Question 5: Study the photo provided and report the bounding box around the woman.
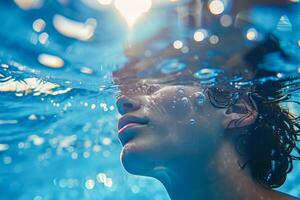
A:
[114,0,300,199]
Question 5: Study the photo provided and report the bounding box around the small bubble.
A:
[181,97,189,106]
[85,179,95,190]
[220,15,232,27]
[194,29,207,42]
[276,73,283,78]
[80,67,93,75]
[3,156,12,164]
[104,178,113,188]
[97,173,106,183]
[18,142,25,149]
[176,87,185,95]
[246,28,258,41]
[91,104,96,110]
[33,18,46,32]
[190,118,196,125]
[93,145,101,153]
[83,151,90,158]
[181,46,189,54]
[84,140,92,148]
[28,114,38,120]
[39,32,48,44]
[71,152,78,159]
[195,92,205,106]
[28,135,44,146]
[209,35,219,44]
[102,137,111,145]
[173,40,183,49]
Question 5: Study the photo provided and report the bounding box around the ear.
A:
[222,97,258,129]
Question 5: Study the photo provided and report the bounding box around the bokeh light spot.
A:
[208,0,225,15]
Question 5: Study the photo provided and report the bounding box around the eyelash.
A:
[134,83,161,95]
[115,83,161,98]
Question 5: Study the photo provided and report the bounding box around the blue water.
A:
[1,1,300,200]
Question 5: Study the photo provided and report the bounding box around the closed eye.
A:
[116,83,162,97]
[134,83,161,95]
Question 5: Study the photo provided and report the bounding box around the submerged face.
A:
[116,81,227,175]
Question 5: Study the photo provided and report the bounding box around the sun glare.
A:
[114,0,152,27]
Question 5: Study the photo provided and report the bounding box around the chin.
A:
[120,142,155,176]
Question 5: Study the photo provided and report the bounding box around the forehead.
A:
[117,78,203,96]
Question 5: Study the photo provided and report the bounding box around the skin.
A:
[116,82,299,200]
[113,1,299,199]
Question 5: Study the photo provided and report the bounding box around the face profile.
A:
[116,84,228,176]
[112,1,300,199]
[112,31,300,200]
[114,79,299,200]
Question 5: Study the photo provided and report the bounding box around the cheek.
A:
[155,91,193,121]
[165,98,193,120]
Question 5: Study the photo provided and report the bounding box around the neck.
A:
[151,141,274,200]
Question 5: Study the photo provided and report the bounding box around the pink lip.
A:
[118,122,145,135]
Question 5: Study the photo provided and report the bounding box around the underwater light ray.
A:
[114,0,152,27]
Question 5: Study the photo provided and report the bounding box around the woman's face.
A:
[116,81,226,175]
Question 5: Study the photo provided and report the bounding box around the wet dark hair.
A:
[206,36,300,188]
[114,28,300,188]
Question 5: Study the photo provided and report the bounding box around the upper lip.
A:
[118,115,149,131]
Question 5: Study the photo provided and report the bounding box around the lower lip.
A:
[118,123,146,135]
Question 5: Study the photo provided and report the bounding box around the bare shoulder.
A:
[273,190,300,200]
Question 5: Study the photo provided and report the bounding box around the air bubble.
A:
[176,88,185,95]
[194,92,205,106]
[181,97,189,106]
[190,118,196,125]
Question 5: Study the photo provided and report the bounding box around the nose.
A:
[116,95,141,115]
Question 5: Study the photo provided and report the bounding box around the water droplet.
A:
[246,28,258,41]
[28,114,38,120]
[190,118,196,125]
[181,97,189,106]
[85,179,95,190]
[195,92,205,106]
[209,35,219,44]
[173,40,183,49]
[194,29,208,42]
[3,156,12,164]
[176,88,185,96]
